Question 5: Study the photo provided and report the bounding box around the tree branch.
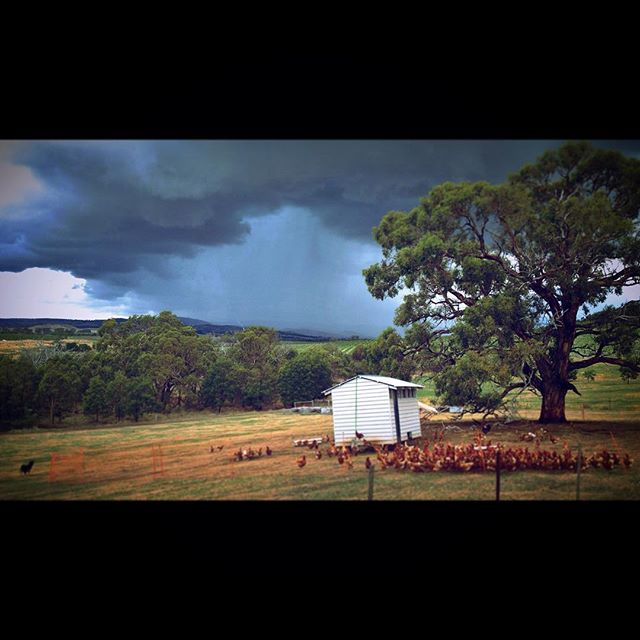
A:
[569,356,640,372]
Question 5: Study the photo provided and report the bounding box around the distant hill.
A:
[0,317,347,342]
[279,327,364,340]
[0,318,123,330]
[176,317,243,336]
[174,318,329,341]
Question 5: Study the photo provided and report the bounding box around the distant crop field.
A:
[2,407,639,500]
[286,339,369,354]
[0,336,97,356]
[0,332,53,341]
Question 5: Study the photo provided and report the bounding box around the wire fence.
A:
[11,426,635,500]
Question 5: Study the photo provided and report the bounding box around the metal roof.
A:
[322,374,423,395]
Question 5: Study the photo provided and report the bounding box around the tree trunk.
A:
[539,381,568,423]
[50,399,54,426]
[537,317,577,423]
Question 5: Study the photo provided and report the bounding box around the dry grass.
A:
[0,339,55,353]
[1,410,639,500]
[0,338,96,356]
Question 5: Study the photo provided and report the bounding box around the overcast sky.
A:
[1,140,638,337]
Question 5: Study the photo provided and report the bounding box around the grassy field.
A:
[2,406,639,501]
[415,362,640,421]
[2,336,638,501]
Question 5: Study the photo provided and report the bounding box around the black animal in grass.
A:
[20,460,34,475]
[472,419,491,435]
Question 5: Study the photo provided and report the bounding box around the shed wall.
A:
[330,378,393,445]
[397,395,421,439]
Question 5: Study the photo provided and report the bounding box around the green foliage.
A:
[0,355,40,423]
[122,376,157,421]
[107,371,128,421]
[0,315,394,427]
[364,141,640,421]
[20,341,66,367]
[63,342,91,352]
[228,326,283,370]
[0,331,77,341]
[240,375,279,410]
[277,348,333,407]
[83,376,109,421]
[96,311,219,410]
[91,371,157,422]
[97,317,118,337]
[576,301,640,363]
[228,326,286,410]
[201,358,242,412]
[434,352,507,413]
[37,355,82,424]
[318,343,357,380]
[620,367,638,384]
[350,328,416,380]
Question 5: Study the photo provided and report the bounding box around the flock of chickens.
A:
[370,439,632,473]
[209,444,273,461]
[211,427,632,473]
[372,429,633,473]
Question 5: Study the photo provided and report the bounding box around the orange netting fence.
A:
[151,444,165,477]
[49,449,85,482]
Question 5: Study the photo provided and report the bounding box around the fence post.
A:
[495,449,501,501]
[576,443,582,501]
[367,465,374,501]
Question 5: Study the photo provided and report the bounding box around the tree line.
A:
[0,311,415,430]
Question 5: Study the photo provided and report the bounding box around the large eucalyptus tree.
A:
[364,142,640,422]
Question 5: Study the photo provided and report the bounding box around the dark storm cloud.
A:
[2,139,639,320]
[0,141,263,279]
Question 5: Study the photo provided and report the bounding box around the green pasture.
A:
[285,339,369,354]
[415,362,640,421]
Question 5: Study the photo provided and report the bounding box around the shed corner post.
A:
[392,389,401,444]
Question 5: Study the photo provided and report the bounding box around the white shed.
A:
[322,374,423,445]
